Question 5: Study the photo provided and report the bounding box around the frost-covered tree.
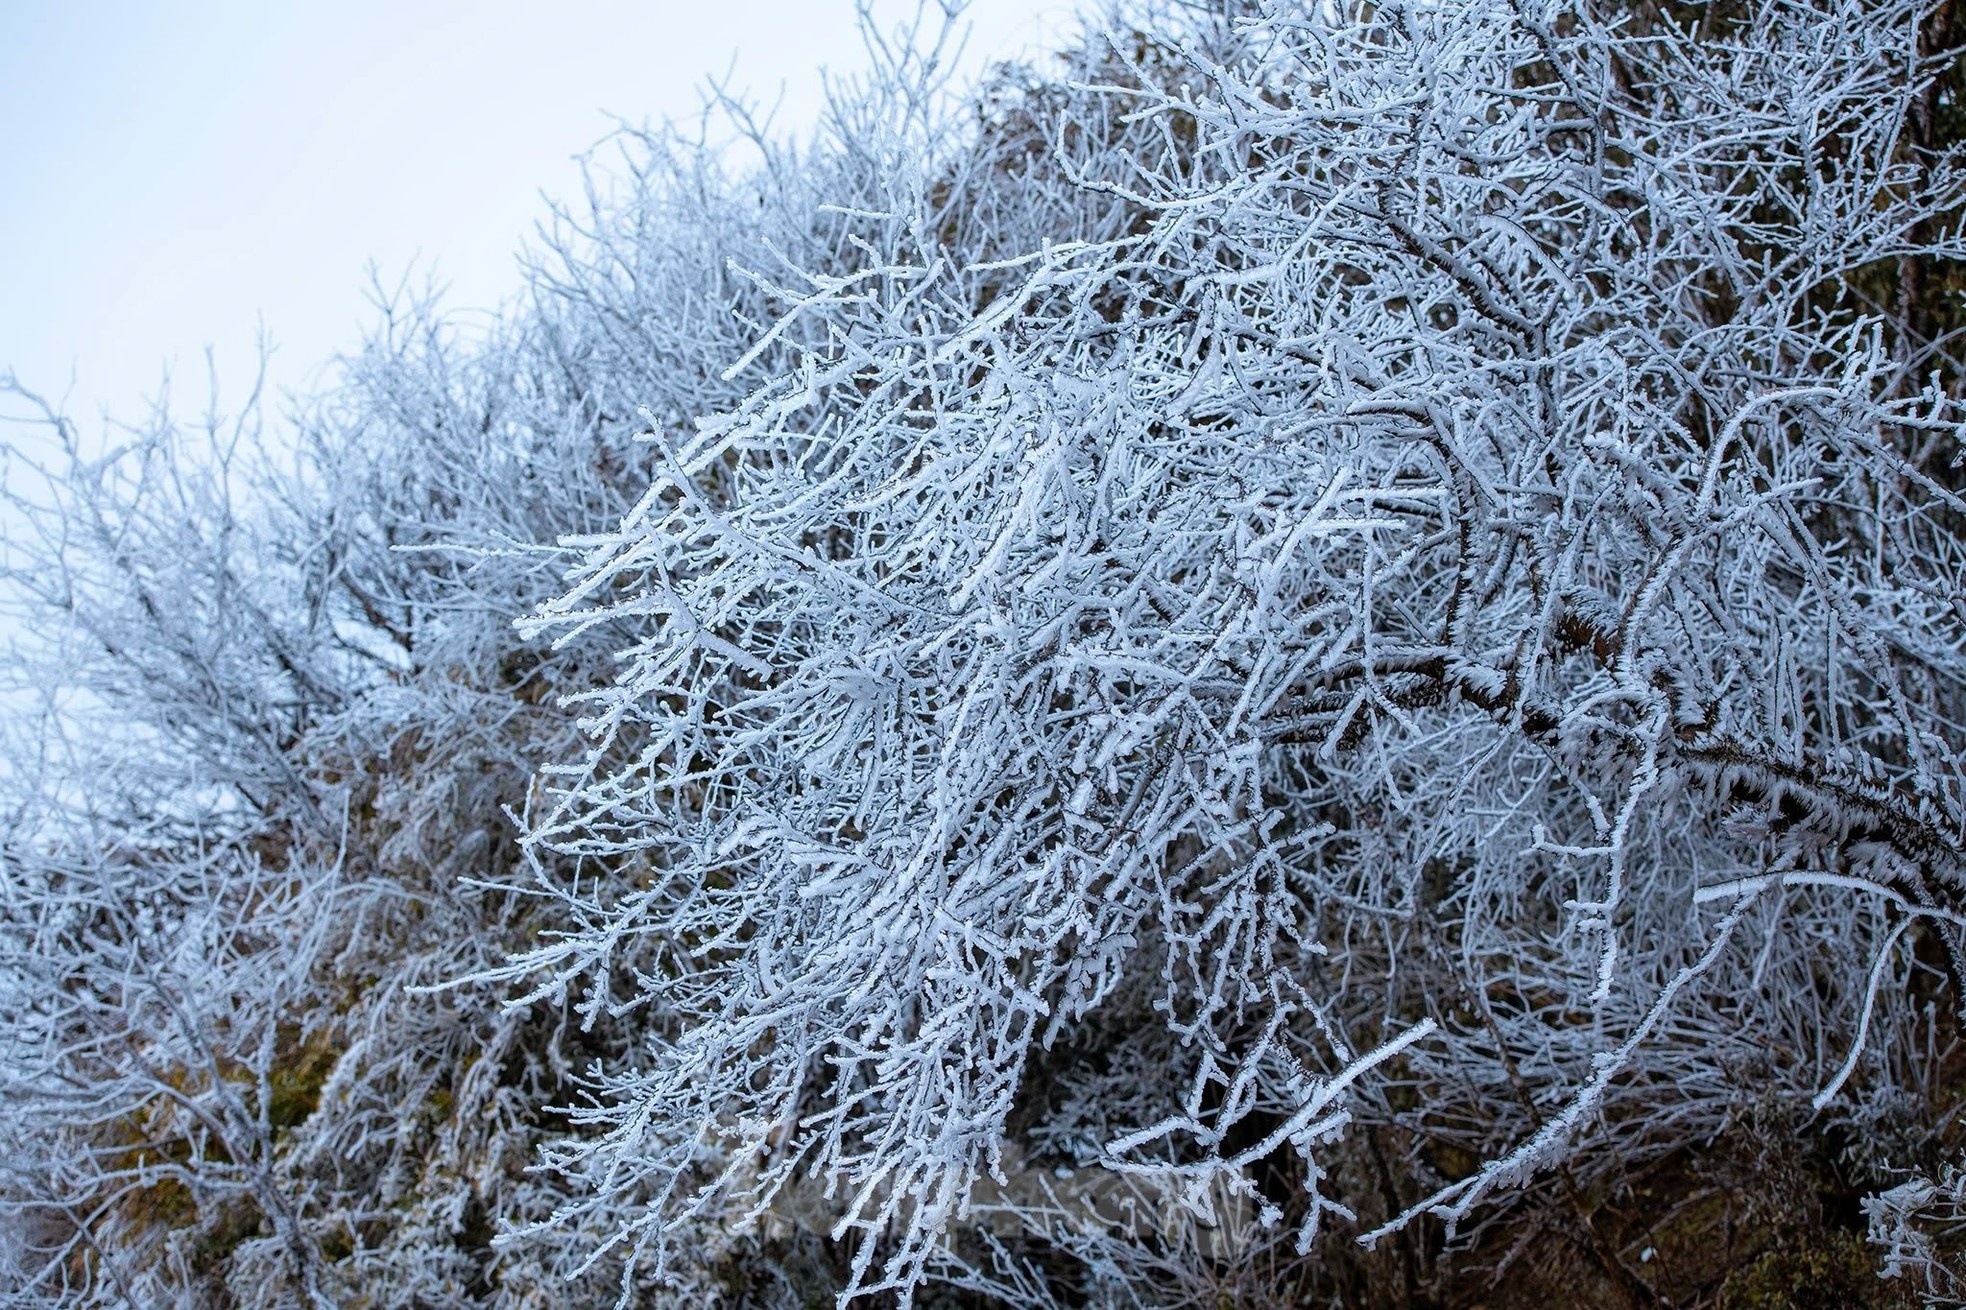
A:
[492,0,1966,1303]
[4,0,1966,1307]
[0,21,1007,1301]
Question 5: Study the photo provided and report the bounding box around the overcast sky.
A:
[1,1,1076,429]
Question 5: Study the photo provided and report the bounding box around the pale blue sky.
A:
[1,1,1075,427]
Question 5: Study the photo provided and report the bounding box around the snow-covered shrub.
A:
[0,123,835,1304]
[4,0,1965,1306]
[497,0,1966,1302]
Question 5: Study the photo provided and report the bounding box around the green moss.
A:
[267,1024,339,1134]
[1718,1229,1910,1310]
